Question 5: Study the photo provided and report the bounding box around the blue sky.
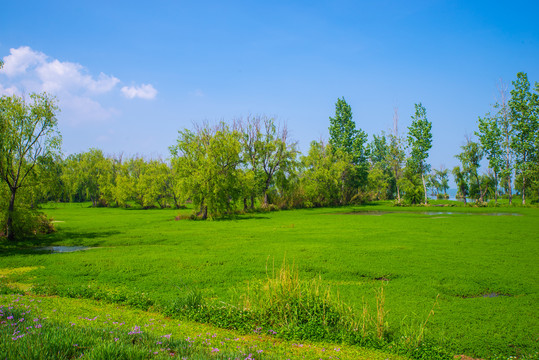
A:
[1,0,538,174]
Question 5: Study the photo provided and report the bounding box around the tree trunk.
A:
[494,173,498,204]
[522,175,526,205]
[200,206,208,220]
[263,178,271,207]
[250,196,254,209]
[243,198,248,211]
[508,174,513,205]
[421,173,428,205]
[7,189,17,241]
[476,174,483,203]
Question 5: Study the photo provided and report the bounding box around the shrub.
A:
[0,209,55,240]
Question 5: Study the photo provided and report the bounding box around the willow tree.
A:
[237,116,297,207]
[170,122,242,219]
[0,93,61,240]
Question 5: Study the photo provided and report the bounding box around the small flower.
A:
[211,347,219,352]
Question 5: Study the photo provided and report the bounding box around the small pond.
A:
[34,246,91,253]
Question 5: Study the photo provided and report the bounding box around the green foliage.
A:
[170,123,243,219]
[0,92,61,240]
[452,166,469,204]
[455,139,485,202]
[406,103,432,204]
[0,208,55,239]
[300,141,352,207]
[476,110,504,202]
[328,97,369,197]
[509,72,539,204]
[238,116,298,207]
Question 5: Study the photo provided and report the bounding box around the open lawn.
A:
[1,202,538,359]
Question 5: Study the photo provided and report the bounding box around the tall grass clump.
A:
[164,260,452,359]
[238,259,387,344]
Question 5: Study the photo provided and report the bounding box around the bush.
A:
[0,209,55,240]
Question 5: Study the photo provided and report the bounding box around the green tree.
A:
[0,93,61,240]
[300,141,352,207]
[238,116,297,207]
[455,138,485,202]
[433,167,449,198]
[493,81,515,204]
[476,111,503,203]
[388,108,406,202]
[452,166,469,205]
[170,123,242,219]
[509,72,539,205]
[406,103,432,205]
[328,97,368,203]
[367,133,394,200]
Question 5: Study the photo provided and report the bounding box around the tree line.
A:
[1,68,538,239]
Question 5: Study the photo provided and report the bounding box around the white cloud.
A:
[121,84,157,99]
[36,60,119,94]
[0,46,157,125]
[1,46,47,77]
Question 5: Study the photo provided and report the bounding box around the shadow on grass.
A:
[0,230,121,257]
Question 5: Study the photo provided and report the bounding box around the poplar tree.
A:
[328,97,368,203]
[406,103,432,205]
[476,112,503,203]
[509,72,539,205]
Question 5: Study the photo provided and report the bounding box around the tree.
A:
[237,116,297,207]
[367,133,394,200]
[509,72,539,205]
[452,166,469,205]
[388,107,406,202]
[170,122,242,219]
[328,97,368,203]
[476,111,503,204]
[0,93,61,240]
[494,80,514,204]
[406,103,432,205]
[300,141,352,207]
[433,167,449,197]
[455,138,485,202]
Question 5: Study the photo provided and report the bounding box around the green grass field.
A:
[1,202,538,359]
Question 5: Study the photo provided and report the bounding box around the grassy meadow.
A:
[1,202,538,359]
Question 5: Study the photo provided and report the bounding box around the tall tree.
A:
[494,80,514,204]
[476,111,503,203]
[509,72,539,205]
[328,97,368,203]
[0,93,61,240]
[388,107,406,202]
[406,103,432,205]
